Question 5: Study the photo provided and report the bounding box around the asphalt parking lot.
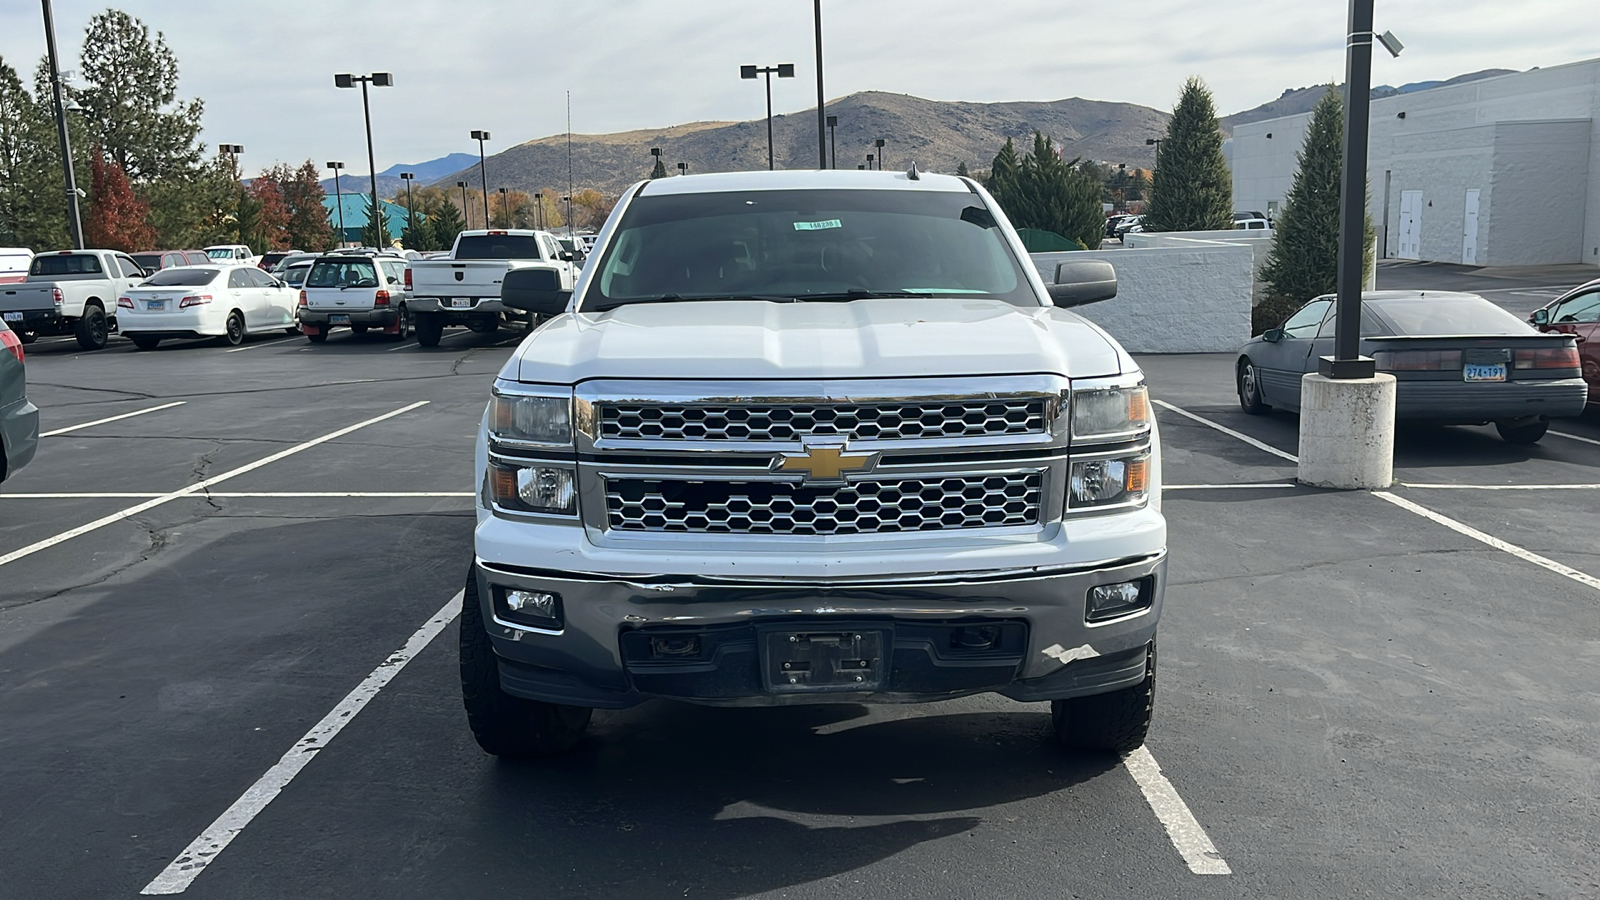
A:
[3,309,1598,898]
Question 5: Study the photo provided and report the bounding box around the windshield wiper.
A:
[791,289,933,301]
[589,289,933,312]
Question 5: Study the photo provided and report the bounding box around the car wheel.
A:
[415,314,444,348]
[459,570,591,758]
[468,316,500,334]
[389,305,411,341]
[284,326,300,336]
[1051,641,1155,754]
[218,311,245,347]
[74,305,109,350]
[1238,358,1270,414]
[1495,419,1548,444]
[306,328,328,344]
[129,335,161,351]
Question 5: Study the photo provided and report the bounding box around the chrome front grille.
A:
[598,399,1048,443]
[604,472,1044,536]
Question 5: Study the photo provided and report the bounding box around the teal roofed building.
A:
[323,194,418,246]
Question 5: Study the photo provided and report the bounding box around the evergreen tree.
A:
[986,137,1022,217]
[73,10,203,182]
[401,210,435,251]
[1142,77,1232,232]
[0,54,64,247]
[649,157,668,179]
[428,197,465,249]
[1017,133,1104,249]
[360,196,389,247]
[955,161,970,178]
[1258,87,1375,332]
[83,148,155,251]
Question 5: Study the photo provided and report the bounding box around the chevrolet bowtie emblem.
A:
[773,443,879,484]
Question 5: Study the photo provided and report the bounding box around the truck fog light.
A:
[507,590,558,617]
[489,463,576,515]
[1086,578,1152,622]
[495,587,563,629]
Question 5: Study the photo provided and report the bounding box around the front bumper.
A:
[1,395,40,479]
[298,308,398,329]
[473,552,1164,709]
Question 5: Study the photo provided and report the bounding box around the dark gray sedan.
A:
[1237,291,1587,444]
[1,318,39,481]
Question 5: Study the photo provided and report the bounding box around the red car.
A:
[1530,278,1600,409]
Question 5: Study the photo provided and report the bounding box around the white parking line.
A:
[0,491,473,499]
[1374,491,1600,592]
[1151,399,1299,463]
[384,340,417,352]
[140,592,463,895]
[1165,483,1297,491]
[39,401,187,437]
[1124,746,1232,875]
[1549,430,1600,448]
[1401,483,1600,490]
[0,402,428,571]
[224,336,302,353]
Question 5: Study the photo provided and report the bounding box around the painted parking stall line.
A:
[1374,491,1600,593]
[0,491,474,500]
[1151,399,1299,463]
[0,402,428,571]
[1549,430,1600,448]
[224,336,303,353]
[140,592,463,895]
[1124,746,1232,874]
[39,401,187,437]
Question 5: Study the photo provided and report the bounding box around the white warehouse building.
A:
[1229,57,1600,269]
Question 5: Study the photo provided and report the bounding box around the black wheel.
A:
[1495,419,1548,444]
[522,314,540,335]
[468,316,500,334]
[18,331,36,345]
[349,324,370,336]
[129,335,161,351]
[388,305,411,341]
[1237,358,1270,414]
[459,571,591,757]
[1051,641,1155,754]
[218,311,245,347]
[306,328,329,344]
[74,305,109,350]
[415,314,444,348]
[284,326,300,336]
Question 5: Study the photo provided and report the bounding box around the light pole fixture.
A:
[334,72,393,245]
[650,146,663,179]
[399,172,415,240]
[740,62,795,170]
[218,143,244,178]
[470,130,492,226]
[813,0,827,169]
[456,180,470,229]
[874,138,885,170]
[826,115,837,169]
[326,161,347,245]
[534,190,544,230]
[40,0,83,249]
[1145,137,1163,152]
[865,152,874,170]
[677,162,688,176]
[498,187,509,227]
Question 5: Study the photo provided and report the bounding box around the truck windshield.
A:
[580,188,1036,311]
[30,254,103,276]
[454,235,543,260]
[142,268,220,287]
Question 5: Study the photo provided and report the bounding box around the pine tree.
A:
[955,161,970,178]
[986,138,1022,219]
[360,196,389,247]
[84,148,155,251]
[428,197,465,249]
[0,54,65,248]
[1258,87,1375,332]
[649,157,668,179]
[74,10,203,182]
[1017,133,1104,249]
[402,210,435,251]
[1142,77,1232,232]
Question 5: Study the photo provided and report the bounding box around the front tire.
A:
[1238,358,1269,414]
[415,314,444,348]
[1052,641,1155,754]
[1495,419,1548,444]
[74,305,109,350]
[459,571,591,758]
[129,335,161,351]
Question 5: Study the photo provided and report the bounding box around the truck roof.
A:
[636,168,971,197]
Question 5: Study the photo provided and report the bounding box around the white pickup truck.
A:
[204,244,259,267]
[0,249,150,349]
[461,170,1166,759]
[407,229,580,348]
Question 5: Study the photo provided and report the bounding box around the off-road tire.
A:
[1052,641,1155,754]
[1495,419,1548,444]
[460,571,592,758]
[218,311,245,347]
[415,314,444,348]
[74,304,109,350]
[130,335,161,351]
[1238,358,1269,414]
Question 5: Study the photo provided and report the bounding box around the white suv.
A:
[297,253,412,342]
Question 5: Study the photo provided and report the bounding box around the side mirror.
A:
[501,267,571,317]
[557,249,584,263]
[1531,308,1550,326]
[1262,327,1285,343]
[1045,259,1117,308]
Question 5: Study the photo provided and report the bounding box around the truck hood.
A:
[511,298,1126,383]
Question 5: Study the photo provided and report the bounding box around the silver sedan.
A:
[0,318,39,481]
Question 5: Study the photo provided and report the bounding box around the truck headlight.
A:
[1071,381,1150,443]
[489,463,577,515]
[1069,451,1149,509]
[489,392,571,445]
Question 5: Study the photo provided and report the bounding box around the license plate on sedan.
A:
[762,629,887,693]
[1464,363,1506,382]
[1,312,20,322]
[450,298,472,309]
[330,314,350,324]
[145,299,165,311]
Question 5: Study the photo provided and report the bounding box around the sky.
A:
[1,0,1594,179]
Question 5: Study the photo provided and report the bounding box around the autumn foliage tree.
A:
[84,147,155,251]
[243,173,291,251]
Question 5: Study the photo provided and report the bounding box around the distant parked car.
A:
[258,250,302,271]
[118,265,298,349]
[0,248,34,285]
[204,244,258,267]
[1237,291,1587,443]
[130,250,209,272]
[1529,277,1600,410]
[1232,211,1267,222]
[1115,215,1145,239]
[1233,218,1272,231]
[279,259,314,291]
[0,318,39,483]
[1105,214,1136,239]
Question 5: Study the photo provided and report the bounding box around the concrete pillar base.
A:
[1296,373,1397,489]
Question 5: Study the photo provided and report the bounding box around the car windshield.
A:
[30,254,102,276]
[1371,297,1534,336]
[580,188,1034,311]
[306,259,378,288]
[283,264,312,288]
[454,235,543,260]
[131,254,163,270]
[141,267,219,287]
[206,248,233,260]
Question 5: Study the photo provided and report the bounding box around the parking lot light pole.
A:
[741,63,795,170]
[677,162,688,176]
[498,187,509,228]
[471,130,491,225]
[335,72,392,246]
[814,0,827,169]
[534,191,544,230]
[41,0,83,249]
[826,115,837,169]
[327,161,346,246]
[866,152,874,170]
[399,172,415,242]
[875,138,886,170]
[456,181,470,229]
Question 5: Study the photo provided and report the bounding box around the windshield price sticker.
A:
[793,219,843,231]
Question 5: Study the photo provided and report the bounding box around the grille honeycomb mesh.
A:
[599,399,1047,443]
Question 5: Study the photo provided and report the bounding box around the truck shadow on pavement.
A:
[464,702,1118,898]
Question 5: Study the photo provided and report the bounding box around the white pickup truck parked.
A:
[462,170,1166,759]
[204,244,259,267]
[408,229,580,347]
[0,249,150,349]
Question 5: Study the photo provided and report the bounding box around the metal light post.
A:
[534,191,544,230]
[874,138,885,170]
[456,181,470,228]
[813,0,827,169]
[399,172,415,243]
[677,162,688,177]
[334,72,393,246]
[40,0,83,249]
[471,130,492,225]
[826,115,837,169]
[327,161,346,246]
[740,63,795,170]
[865,153,874,171]
[498,187,509,228]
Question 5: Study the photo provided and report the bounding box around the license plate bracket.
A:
[761,627,889,693]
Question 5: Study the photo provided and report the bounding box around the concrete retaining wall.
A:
[1032,244,1252,353]
[1126,230,1276,307]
